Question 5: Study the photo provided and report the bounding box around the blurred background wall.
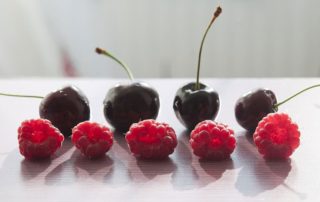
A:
[0,0,319,78]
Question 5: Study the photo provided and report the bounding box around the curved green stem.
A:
[274,84,320,109]
[196,6,222,90]
[0,93,43,99]
[96,47,134,81]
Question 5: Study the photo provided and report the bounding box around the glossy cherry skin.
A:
[173,82,220,131]
[39,86,90,137]
[235,88,277,132]
[103,82,160,132]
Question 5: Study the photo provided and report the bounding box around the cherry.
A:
[96,48,160,133]
[0,85,90,137]
[235,89,277,132]
[173,6,222,130]
[39,86,90,137]
[104,82,159,132]
[173,82,219,130]
[235,84,320,132]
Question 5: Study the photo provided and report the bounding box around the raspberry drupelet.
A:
[72,121,113,159]
[18,119,64,159]
[125,119,177,159]
[190,120,236,160]
[253,113,300,159]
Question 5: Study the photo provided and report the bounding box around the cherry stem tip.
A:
[95,47,134,81]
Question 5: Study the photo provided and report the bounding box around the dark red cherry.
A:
[235,89,277,132]
[95,47,160,133]
[103,82,159,132]
[173,6,222,130]
[39,86,90,137]
[173,82,219,130]
[235,84,320,132]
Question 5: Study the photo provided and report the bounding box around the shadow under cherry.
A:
[171,130,199,190]
[113,129,130,152]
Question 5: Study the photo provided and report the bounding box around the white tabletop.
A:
[0,78,319,202]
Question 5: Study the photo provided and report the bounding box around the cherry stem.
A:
[95,47,134,81]
[195,6,222,90]
[274,84,320,109]
[0,93,43,99]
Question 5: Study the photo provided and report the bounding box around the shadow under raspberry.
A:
[135,158,177,180]
[199,158,234,179]
[170,130,237,190]
[19,139,74,182]
[44,145,114,185]
[20,158,52,181]
[234,133,294,197]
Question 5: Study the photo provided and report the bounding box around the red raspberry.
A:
[18,119,64,160]
[253,113,300,159]
[190,120,236,160]
[71,121,113,158]
[125,119,177,159]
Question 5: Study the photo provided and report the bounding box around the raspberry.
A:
[125,119,177,159]
[18,119,64,159]
[71,121,113,158]
[253,113,300,159]
[190,120,236,160]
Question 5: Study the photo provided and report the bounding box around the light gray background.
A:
[0,0,319,77]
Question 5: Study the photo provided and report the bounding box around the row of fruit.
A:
[1,6,313,161]
[17,111,299,161]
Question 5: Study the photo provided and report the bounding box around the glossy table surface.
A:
[0,78,319,202]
